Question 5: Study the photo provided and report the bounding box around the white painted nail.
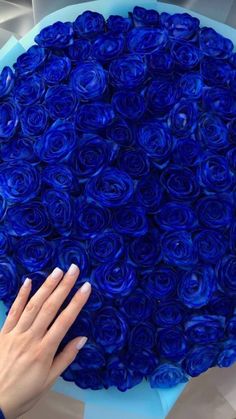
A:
[68,263,80,276]
[23,277,31,287]
[76,336,88,351]
[80,281,91,294]
[51,267,63,279]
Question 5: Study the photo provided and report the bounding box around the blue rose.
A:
[146,80,177,115]
[94,306,128,353]
[136,175,163,213]
[196,195,233,229]
[127,28,167,54]
[107,15,132,33]
[229,118,236,144]
[153,300,185,327]
[14,45,47,75]
[161,165,200,202]
[0,196,6,222]
[129,322,155,350]
[162,12,199,40]
[54,238,89,277]
[197,153,234,193]
[16,236,53,272]
[172,138,202,167]
[230,222,236,252]
[185,315,225,344]
[84,288,104,312]
[66,39,91,61]
[75,201,111,239]
[34,120,76,163]
[126,349,158,375]
[93,33,125,62]
[178,265,215,308]
[227,316,236,338]
[71,134,116,180]
[208,293,235,318]
[161,231,197,268]
[73,11,105,38]
[106,117,134,147]
[203,87,236,117]
[40,54,71,85]
[77,342,105,369]
[5,202,51,237]
[148,364,188,388]
[74,369,103,390]
[35,21,73,48]
[229,70,236,94]
[109,54,147,89]
[129,231,161,267]
[194,230,227,264]
[91,261,136,298]
[171,41,201,69]
[0,102,18,139]
[42,165,75,191]
[178,72,203,99]
[119,288,152,325]
[70,62,107,100]
[0,232,9,256]
[217,340,236,368]
[45,85,77,119]
[42,190,73,236]
[200,27,233,59]
[157,328,188,362]
[168,100,198,137]
[217,255,236,296]
[137,121,173,168]
[156,202,197,231]
[0,67,14,97]
[132,6,159,27]
[113,205,148,237]
[148,51,174,75]
[183,344,219,377]
[105,356,142,392]
[118,149,149,178]
[0,258,19,302]
[1,135,36,162]
[197,113,229,150]
[20,104,48,137]
[86,168,134,207]
[88,231,124,264]
[14,74,45,106]
[112,90,146,120]
[21,270,47,295]
[76,102,115,132]
[142,265,178,300]
[227,147,236,173]
[0,162,40,204]
[201,57,231,87]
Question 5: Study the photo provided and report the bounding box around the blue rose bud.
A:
[14,74,45,106]
[34,120,76,163]
[66,39,91,61]
[227,147,236,173]
[42,190,73,236]
[91,261,136,298]
[217,340,236,368]
[196,195,233,229]
[155,202,197,231]
[16,236,53,272]
[93,33,125,62]
[171,41,201,69]
[40,54,71,85]
[132,6,159,27]
[45,85,77,119]
[0,66,14,97]
[54,238,89,277]
[153,300,185,327]
[35,21,74,48]
[146,80,177,115]
[70,62,107,100]
[107,15,132,33]
[105,356,142,392]
[5,202,51,237]
[148,51,174,75]
[118,149,149,178]
[75,201,111,239]
[119,288,152,325]
[183,344,219,377]
[217,255,236,296]
[173,138,202,167]
[194,229,227,264]
[208,293,235,318]
[109,54,147,89]
[14,45,47,75]
[203,87,236,117]
[178,265,215,308]
[161,231,197,268]
[157,327,188,362]
[88,230,124,264]
[0,102,18,139]
[200,27,233,59]
[77,342,106,369]
[0,135,37,163]
[178,72,203,99]
[129,231,161,267]
[76,102,115,132]
[73,11,105,38]
[0,232,9,256]
[230,222,236,252]
[127,28,167,54]
[113,205,148,237]
[0,196,6,222]
[129,322,155,350]
[197,153,234,193]
[94,306,128,353]
[201,57,231,87]
[20,104,48,137]
[162,12,199,40]
[136,175,163,213]
[0,258,19,302]
[161,165,200,201]
[112,90,146,120]
[185,314,225,344]
[148,364,188,388]
[106,117,134,147]
[142,265,178,300]
[126,349,158,375]
[198,113,229,150]
[86,168,134,208]
[168,100,198,137]
[42,165,74,191]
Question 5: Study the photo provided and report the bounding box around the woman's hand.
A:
[0,264,91,419]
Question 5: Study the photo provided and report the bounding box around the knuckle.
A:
[58,312,72,329]
[25,300,36,312]
[43,301,56,315]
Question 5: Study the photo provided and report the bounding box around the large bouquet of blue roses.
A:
[0,4,236,392]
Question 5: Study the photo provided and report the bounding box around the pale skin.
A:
[0,263,91,419]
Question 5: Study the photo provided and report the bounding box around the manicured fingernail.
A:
[76,336,87,350]
[68,264,80,276]
[23,277,31,287]
[80,281,91,294]
[51,267,63,279]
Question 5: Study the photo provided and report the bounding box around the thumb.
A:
[45,336,87,388]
